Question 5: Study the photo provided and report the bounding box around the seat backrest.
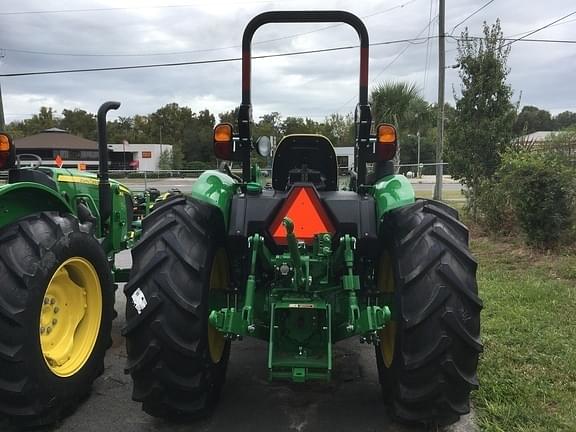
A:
[272,135,338,191]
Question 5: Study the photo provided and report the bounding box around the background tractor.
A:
[124,11,482,427]
[0,102,136,426]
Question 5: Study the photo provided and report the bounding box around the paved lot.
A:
[0,252,475,432]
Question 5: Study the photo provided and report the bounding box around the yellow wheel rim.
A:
[40,257,102,377]
[208,249,229,364]
[378,252,396,368]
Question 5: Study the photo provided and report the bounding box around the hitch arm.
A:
[283,217,305,288]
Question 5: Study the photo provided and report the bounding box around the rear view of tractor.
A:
[0,102,135,426]
[125,11,482,427]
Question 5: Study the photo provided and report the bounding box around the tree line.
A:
[5,104,355,170]
[5,21,576,176]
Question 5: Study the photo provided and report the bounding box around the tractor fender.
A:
[372,174,416,221]
[190,170,238,228]
[0,182,74,231]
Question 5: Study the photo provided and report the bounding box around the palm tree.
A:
[370,82,426,171]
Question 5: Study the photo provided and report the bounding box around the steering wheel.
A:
[16,153,43,169]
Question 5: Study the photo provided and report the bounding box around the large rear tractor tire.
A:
[0,212,114,427]
[124,196,230,419]
[375,199,483,426]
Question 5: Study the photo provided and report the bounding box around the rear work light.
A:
[270,186,335,245]
[213,123,234,160]
[375,123,397,161]
[0,133,16,170]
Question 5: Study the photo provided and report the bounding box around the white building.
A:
[334,146,354,172]
[107,143,172,171]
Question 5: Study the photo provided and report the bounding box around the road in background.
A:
[118,175,464,194]
[0,174,463,192]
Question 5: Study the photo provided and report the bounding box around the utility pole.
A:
[0,51,5,129]
[0,81,5,130]
[417,130,421,178]
[433,0,445,201]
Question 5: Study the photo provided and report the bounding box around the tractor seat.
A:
[272,135,338,191]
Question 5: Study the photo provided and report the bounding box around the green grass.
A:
[415,188,465,202]
[471,232,576,431]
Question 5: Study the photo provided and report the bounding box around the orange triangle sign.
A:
[55,154,63,168]
[270,187,334,245]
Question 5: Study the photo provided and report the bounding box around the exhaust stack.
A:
[97,101,121,232]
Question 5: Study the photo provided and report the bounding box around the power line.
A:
[6,35,561,80]
[507,16,576,38]
[2,0,420,58]
[334,14,439,113]
[503,10,576,47]
[0,36,440,78]
[449,35,576,44]
[372,15,439,83]
[0,1,274,16]
[450,0,496,35]
[447,34,576,54]
[422,0,436,95]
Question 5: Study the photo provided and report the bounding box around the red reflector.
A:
[214,140,233,160]
[269,186,335,245]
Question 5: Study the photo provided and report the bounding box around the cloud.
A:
[1,0,575,123]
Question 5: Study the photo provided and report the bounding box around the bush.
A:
[474,179,515,234]
[499,151,575,248]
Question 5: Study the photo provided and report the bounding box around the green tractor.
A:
[124,11,482,427]
[0,102,136,426]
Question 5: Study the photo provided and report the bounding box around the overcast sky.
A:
[1,0,575,124]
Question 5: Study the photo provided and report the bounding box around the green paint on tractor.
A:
[0,168,135,255]
[124,11,481,428]
[0,102,152,426]
[190,169,239,227]
[208,219,391,382]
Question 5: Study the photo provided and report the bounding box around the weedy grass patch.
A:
[471,231,576,431]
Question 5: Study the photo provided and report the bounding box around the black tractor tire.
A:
[124,196,230,419]
[375,199,483,426]
[0,212,114,427]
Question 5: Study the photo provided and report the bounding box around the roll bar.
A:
[237,11,373,185]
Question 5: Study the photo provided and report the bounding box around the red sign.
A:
[55,155,63,168]
[269,186,335,245]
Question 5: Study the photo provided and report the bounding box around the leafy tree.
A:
[108,116,135,144]
[370,81,427,169]
[34,107,57,131]
[445,20,516,218]
[281,116,318,136]
[7,106,57,137]
[158,149,173,170]
[553,111,576,130]
[148,103,195,169]
[513,105,553,135]
[320,113,355,146]
[218,107,240,129]
[254,112,282,138]
[184,109,215,165]
[60,109,97,140]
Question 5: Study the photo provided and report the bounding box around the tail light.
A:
[269,186,335,245]
[213,123,234,160]
[375,123,397,161]
[0,133,16,170]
